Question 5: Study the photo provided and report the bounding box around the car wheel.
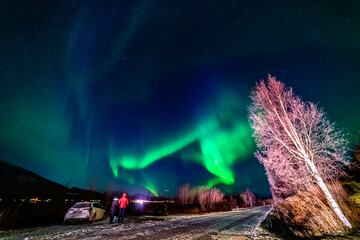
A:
[90,214,96,223]
[102,212,106,220]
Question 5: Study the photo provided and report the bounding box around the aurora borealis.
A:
[1,1,360,196]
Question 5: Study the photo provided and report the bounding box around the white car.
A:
[64,202,106,224]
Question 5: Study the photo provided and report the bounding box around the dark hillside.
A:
[0,162,68,200]
[0,162,109,229]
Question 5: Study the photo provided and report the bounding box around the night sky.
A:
[1,1,360,196]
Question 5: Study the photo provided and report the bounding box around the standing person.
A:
[109,196,119,224]
[118,193,129,224]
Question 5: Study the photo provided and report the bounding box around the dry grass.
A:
[275,182,359,237]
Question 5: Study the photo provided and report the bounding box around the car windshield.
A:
[73,203,91,208]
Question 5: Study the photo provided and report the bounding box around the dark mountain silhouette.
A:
[0,162,112,230]
[0,161,166,202]
[0,162,68,200]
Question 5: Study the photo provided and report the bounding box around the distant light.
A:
[135,199,144,205]
[30,198,41,203]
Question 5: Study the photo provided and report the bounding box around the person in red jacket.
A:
[118,193,129,223]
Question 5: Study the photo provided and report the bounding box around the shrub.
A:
[275,182,359,237]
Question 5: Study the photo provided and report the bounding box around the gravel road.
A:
[0,206,274,240]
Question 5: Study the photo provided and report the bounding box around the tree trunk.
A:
[307,161,352,228]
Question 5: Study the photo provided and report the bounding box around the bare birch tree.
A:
[240,189,256,207]
[197,187,209,211]
[249,75,352,228]
[176,183,191,205]
[197,187,224,211]
[188,187,197,204]
[208,188,224,210]
[176,183,199,205]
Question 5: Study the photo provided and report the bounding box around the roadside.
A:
[260,210,360,240]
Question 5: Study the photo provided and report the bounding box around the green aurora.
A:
[109,90,254,194]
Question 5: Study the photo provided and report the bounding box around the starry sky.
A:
[1,1,360,196]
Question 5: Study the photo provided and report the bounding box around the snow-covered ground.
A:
[0,206,275,240]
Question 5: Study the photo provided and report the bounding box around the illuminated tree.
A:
[176,183,192,205]
[208,187,224,210]
[197,187,208,211]
[249,76,352,228]
[197,187,224,211]
[240,189,256,208]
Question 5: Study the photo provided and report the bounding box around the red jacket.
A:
[118,194,129,208]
